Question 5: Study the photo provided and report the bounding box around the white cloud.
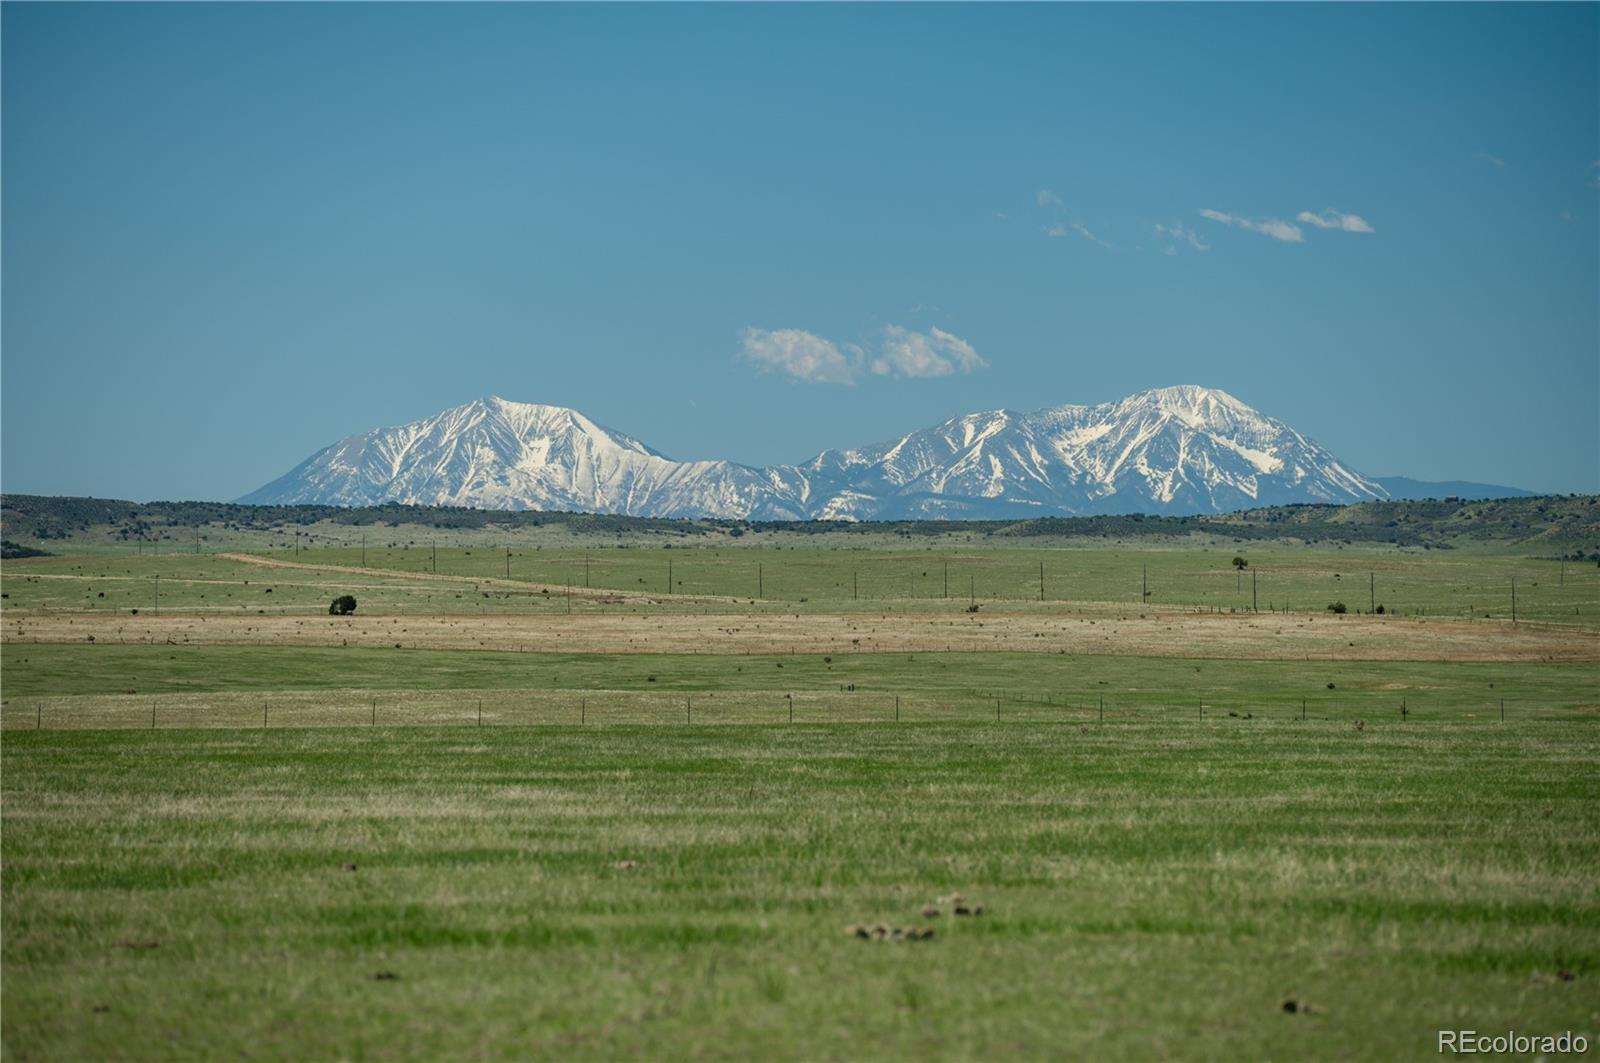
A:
[1198,208,1304,243]
[741,325,987,384]
[1070,222,1115,251]
[739,328,860,385]
[1154,222,1210,251]
[1474,150,1508,169]
[1036,189,1063,207]
[870,326,988,380]
[1296,208,1375,233]
[1044,223,1068,238]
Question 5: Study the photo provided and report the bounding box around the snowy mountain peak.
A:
[240,386,1389,519]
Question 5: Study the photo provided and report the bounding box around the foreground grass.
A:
[3,723,1596,1060]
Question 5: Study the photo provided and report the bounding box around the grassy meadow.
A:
[3,723,1596,1060]
[2,504,1597,1059]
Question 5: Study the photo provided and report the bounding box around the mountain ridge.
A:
[240,386,1402,518]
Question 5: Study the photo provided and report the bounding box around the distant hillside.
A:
[3,492,1596,556]
[1371,476,1535,501]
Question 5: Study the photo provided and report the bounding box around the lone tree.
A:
[329,594,357,616]
[1232,555,1248,590]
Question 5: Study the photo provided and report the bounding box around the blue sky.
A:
[3,3,1596,501]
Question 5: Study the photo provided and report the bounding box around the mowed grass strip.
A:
[3,723,1596,1060]
[3,644,1596,727]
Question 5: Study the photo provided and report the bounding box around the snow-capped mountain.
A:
[238,386,1388,518]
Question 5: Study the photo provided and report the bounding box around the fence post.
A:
[1099,696,1104,722]
[37,703,42,730]
[372,699,376,727]
[478,699,482,727]
[263,699,268,729]
[151,698,157,730]
[895,695,900,723]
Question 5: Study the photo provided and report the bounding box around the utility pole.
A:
[853,571,858,600]
[1370,572,1375,614]
[1142,564,1148,604]
[431,539,437,573]
[195,526,200,554]
[153,575,159,616]
[758,563,763,599]
[1252,569,1257,613]
[585,552,591,588]
[1040,561,1045,602]
[943,561,949,599]
[361,533,367,568]
[969,575,975,608]
[1511,578,1516,624]
[295,530,300,557]
[667,558,672,595]
[505,544,510,579]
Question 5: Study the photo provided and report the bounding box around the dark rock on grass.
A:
[373,971,400,981]
[115,940,159,950]
[846,923,935,942]
[340,863,358,872]
[1282,999,1298,1014]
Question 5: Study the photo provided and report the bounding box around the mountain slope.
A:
[239,386,1389,518]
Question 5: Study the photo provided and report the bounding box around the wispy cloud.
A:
[1296,208,1375,234]
[1474,150,1508,170]
[1154,222,1210,252]
[1036,189,1062,208]
[1198,208,1304,243]
[741,326,986,385]
[1044,223,1068,238]
[1070,222,1115,251]
[871,326,988,379]
[739,328,860,385]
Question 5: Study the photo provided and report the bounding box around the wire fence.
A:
[0,687,1552,732]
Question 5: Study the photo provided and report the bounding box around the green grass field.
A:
[4,722,1596,1060]
[3,519,1597,1059]
[5,542,1596,624]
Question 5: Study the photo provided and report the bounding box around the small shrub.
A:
[329,595,358,616]
[1375,604,1385,615]
[1327,601,1347,614]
